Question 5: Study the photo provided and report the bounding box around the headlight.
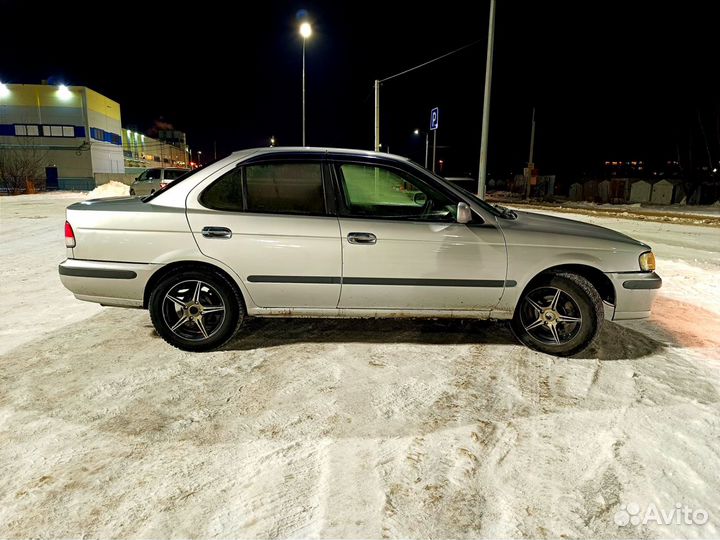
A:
[639,251,656,272]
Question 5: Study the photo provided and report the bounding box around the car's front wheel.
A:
[511,272,603,357]
[149,269,244,352]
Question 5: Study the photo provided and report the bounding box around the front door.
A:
[332,160,507,310]
[186,158,342,309]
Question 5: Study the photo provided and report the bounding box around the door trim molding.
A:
[247,275,516,287]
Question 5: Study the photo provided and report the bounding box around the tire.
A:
[511,271,603,357]
[149,269,244,352]
[129,188,135,196]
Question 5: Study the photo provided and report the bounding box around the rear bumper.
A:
[605,271,662,320]
[59,259,160,308]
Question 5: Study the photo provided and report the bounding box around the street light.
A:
[413,129,430,169]
[198,150,202,165]
[299,21,312,146]
[270,136,276,147]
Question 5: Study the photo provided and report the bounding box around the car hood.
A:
[506,210,649,249]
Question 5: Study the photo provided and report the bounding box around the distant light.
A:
[141,135,145,142]
[57,84,72,100]
[714,168,718,173]
[126,129,131,137]
[299,22,312,38]
[0,82,9,98]
[414,129,420,135]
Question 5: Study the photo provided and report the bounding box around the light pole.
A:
[477,0,496,199]
[414,129,430,169]
[373,39,482,154]
[299,21,312,146]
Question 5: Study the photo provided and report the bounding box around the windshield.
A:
[407,161,503,217]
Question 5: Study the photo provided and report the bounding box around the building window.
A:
[14,124,40,136]
[62,126,74,137]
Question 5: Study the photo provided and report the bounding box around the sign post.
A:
[430,107,439,173]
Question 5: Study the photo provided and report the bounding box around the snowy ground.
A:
[496,199,720,227]
[0,193,719,539]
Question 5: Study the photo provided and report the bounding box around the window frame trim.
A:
[329,157,465,224]
[198,156,333,218]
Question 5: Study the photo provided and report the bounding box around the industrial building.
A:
[0,82,191,190]
[0,82,124,190]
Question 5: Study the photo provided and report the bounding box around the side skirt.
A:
[247,307,514,320]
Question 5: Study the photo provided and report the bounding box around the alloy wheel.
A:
[519,286,583,345]
[161,280,226,341]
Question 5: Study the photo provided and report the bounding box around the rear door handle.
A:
[202,226,232,239]
[347,232,377,245]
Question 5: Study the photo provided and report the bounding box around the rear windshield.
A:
[164,169,188,180]
[142,167,202,202]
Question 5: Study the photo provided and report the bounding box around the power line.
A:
[379,38,483,83]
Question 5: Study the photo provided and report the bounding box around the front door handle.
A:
[202,226,232,239]
[347,232,377,245]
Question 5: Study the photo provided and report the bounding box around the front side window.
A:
[337,163,457,221]
[245,162,325,215]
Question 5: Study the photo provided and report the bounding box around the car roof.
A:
[231,146,411,163]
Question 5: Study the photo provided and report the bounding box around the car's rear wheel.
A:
[511,272,603,357]
[149,269,244,352]
[129,188,135,196]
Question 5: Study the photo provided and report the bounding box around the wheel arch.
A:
[515,263,615,312]
[143,260,249,311]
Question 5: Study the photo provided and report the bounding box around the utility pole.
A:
[525,107,536,200]
[374,80,381,151]
[213,140,217,160]
[477,0,496,199]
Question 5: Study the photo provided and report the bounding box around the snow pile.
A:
[86,181,130,199]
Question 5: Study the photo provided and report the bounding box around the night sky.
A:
[2,0,719,179]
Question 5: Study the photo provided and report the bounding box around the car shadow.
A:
[221,316,666,361]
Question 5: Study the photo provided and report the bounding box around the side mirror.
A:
[457,202,472,224]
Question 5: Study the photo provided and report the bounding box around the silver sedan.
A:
[59,147,661,356]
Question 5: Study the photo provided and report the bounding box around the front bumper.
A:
[59,259,160,308]
[605,271,662,320]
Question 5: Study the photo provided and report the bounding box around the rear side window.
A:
[245,162,325,215]
[201,169,244,211]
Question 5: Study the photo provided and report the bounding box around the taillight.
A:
[65,221,76,248]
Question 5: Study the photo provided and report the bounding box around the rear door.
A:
[186,155,342,309]
[331,158,508,311]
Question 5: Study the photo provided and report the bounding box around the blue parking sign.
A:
[430,108,439,130]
